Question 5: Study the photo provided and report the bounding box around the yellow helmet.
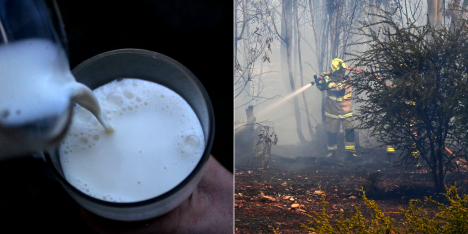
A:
[331,58,346,72]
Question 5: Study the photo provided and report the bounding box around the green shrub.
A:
[300,186,468,234]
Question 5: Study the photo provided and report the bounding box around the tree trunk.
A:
[427,0,440,28]
[369,0,381,42]
[256,57,263,106]
[281,0,292,94]
[328,1,336,59]
[284,0,306,144]
[429,146,442,192]
[235,0,238,61]
[246,105,256,160]
[462,0,468,19]
[332,0,342,58]
[449,0,462,31]
[321,19,329,124]
[293,5,298,77]
[236,0,246,58]
[437,0,443,28]
[242,0,251,103]
[296,0,315,140]
[308,0,327,125]
[431,168,440,192]
[308,0,321,69]
[437,148,444,192]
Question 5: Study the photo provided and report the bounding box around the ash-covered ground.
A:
[235,145,468,233]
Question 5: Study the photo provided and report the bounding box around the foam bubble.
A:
[106,92,124,107]
[80,137,88,144]
[123,90,134,99]
[184,135,201,151]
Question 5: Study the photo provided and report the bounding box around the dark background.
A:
[62,0,233,172]
[1,1,232,232]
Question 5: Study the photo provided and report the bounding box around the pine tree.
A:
[347,8,468,192]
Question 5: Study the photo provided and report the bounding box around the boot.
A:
[346,151,361,163]
[385,153,395,165]
[326,150,336,158]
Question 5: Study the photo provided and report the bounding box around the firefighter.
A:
[315,58,359,162]
[385,103,418,165]
[386,64,419,165]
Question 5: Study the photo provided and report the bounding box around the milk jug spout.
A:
[0,0,71,158]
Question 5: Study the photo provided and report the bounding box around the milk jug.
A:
[0,0,113,157]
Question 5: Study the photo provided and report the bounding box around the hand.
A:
[80,156,233,234]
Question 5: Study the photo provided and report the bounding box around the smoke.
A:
[235,46,322,145]
[234,0,435,160]
[235,28,377,151]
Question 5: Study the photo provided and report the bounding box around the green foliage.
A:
[346,6,468,191]
[252,124,278,169]
[300,186,468,234]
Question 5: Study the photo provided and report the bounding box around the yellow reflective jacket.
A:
[324,70,353,119]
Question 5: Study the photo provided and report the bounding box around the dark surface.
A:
[0,157,92,233]
[1,1,233,233]
[60,0,233,172]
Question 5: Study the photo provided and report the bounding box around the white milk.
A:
[0,38,114,135]
[59,79,205,203]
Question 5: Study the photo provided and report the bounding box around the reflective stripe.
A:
[328,96,343,101]
[405,100,416,105]
[328,92,352,102]
[328,82,335,89]
[325,111,353,119]
[386,147,395,153]
[395,122,415,127]
[337,83,344,89]
[327,144,337,151]
[345,145,355,150]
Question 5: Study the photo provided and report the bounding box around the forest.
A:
[235,0,468,233]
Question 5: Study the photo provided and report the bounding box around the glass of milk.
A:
[45,49,214,221]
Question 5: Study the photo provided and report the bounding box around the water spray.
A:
[256,83,313,118]
[234,82,314,132]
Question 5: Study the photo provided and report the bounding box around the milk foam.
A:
[59,79,205,203]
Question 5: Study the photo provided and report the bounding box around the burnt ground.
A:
[234,147,468,234]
